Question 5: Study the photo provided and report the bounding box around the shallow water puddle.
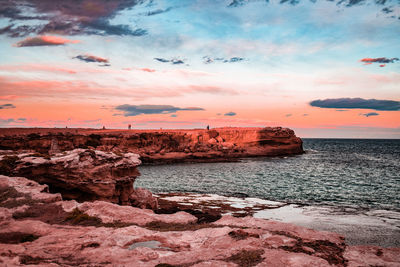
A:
[128,241,162,250]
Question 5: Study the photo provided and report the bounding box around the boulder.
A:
[130,188,159,209]
[2,149,141,205]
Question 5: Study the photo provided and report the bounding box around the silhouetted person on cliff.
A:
[128,124,131,130]
[207,125,210,130]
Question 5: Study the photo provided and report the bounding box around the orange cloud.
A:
[14,36,80,47]
[140,68,156,72]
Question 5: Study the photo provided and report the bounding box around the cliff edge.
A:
[0,127,303,164]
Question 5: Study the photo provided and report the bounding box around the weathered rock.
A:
[0,175,399,267]
[77,200,196,226]
[0,127,303,164]
[344,246,400,267]
[1,149,141,205]
[130,187,159,209]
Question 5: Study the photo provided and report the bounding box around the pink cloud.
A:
[0,76,238,100]
[0,95,22,100]
[0,64,77,74]
[140,68,156,73]
[14,36,80,47]
[165,69,215,77]
[185,85,238,95]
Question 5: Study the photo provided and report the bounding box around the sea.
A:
[136,139,400,247]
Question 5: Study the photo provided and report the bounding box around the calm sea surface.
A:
[136,139,400,211]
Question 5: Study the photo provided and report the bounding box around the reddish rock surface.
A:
[1,175,399,267]
[0,149,144,206]
[0,127,303,164]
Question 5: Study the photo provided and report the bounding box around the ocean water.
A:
[136,139,400,246]
[137,139,400,211]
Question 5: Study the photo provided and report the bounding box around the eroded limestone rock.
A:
[1,175,399,267]
[1,149,142,205]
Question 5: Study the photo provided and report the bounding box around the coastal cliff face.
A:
[0,127,303,164]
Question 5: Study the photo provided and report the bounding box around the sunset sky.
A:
[0,0,399,138]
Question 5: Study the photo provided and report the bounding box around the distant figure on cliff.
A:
[207,125,210,130]
[128,124,131,130]
[102,126,106,130]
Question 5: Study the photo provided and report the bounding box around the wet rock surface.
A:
[0,127,303,164]
[1,175,399,267]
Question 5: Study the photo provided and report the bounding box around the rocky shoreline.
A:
[2,175,400,266]
[0,128,399,266]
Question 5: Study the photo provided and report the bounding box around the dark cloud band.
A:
[0,0,147,37]
[0,104,16,109]
[203,56,245,64]
[154,58,185,65]
[310,98,400,111]
[115,104,204,116]
[361,57,399,64]
[224,111,237,116]
[360,112,379,117]
[74,54,109,65]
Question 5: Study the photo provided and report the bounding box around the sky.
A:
[0,0,399,138]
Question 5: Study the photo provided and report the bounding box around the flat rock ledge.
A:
[1,175,399,267]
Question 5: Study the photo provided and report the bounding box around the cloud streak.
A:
[74,54,109,66]
[0,104,16,109]
[360,112,379,117]
[145,7,173,16]
[115,105,204,116]
[224,111,237,116]
[310,98,400,111]
[154,58,185,65]
[203,56,245,64]
[0,118,26,125]
[361,57,399,65]
[14,35,80,47]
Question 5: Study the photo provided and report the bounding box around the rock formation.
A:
[0,127,303,164]
[1,175,399,267]
[0,149,150,206]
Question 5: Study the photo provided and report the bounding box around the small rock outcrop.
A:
[0,149,143,206]
[130,188,159,210]
[1,175,399,267]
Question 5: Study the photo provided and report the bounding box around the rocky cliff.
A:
[0,127,303,164]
